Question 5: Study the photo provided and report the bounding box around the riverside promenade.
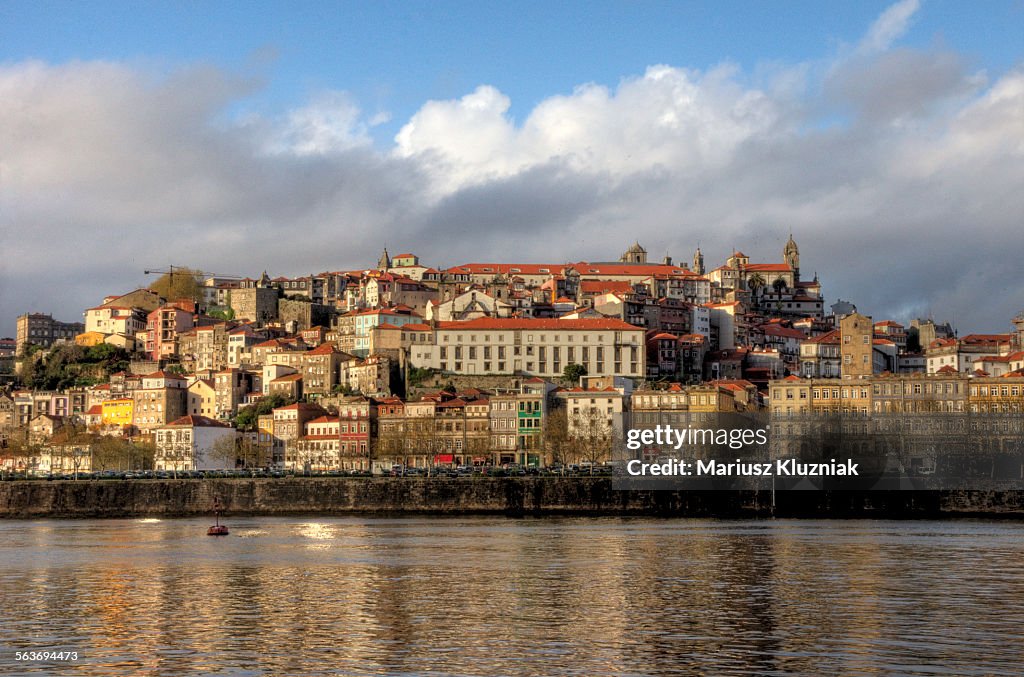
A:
[2,477,1024,518]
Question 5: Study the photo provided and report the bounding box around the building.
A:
[839,313,874,379]
[425,289,514,322]
[272,402,328,469]
[926,334,1014,375]
[336,397,377,471]
[132,371,188,432]
[293,416,341,471]
[768,376,872,416]
[187,378,217,418]
[15,313,85,353]
[411,317,645,380]
[145,304,195,361]
[100,398,135,429]
[799,329,841,378]
[154,415,237,472]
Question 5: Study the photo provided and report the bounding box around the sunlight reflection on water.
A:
[2,517,1023,676]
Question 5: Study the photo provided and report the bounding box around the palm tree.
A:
[747,273,767,298]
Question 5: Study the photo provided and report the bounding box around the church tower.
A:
[693,246,705,275]
[377,246,391,271]
[619,241,647,264]
[783,234,800,281]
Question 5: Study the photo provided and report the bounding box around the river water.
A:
[1,517,1023,676]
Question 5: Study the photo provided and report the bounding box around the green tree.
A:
[746,273,766,297]
[208,308,235,321]
[234,393,296,431]
[148,267,205,303]
[407,366,434,388]
[562,363,588,384]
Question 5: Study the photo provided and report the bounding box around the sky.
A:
[1,0,1023,336]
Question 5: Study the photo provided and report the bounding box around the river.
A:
[1,517,1023,676]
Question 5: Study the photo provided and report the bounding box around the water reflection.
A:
[1,518,1023,676]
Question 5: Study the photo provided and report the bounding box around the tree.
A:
[407,366,433,389]
[92,436,154,472]
[209,435,240,470]
[746,273,766,297]
[562,363,588,385]
[234,393,295,431]
[572,407,614,471]
[541,408,574,469]
[1,429,42,476]
[208,308,235,321]
[772,278,787,294]
[235,435,269,469]
[147,267,204,303]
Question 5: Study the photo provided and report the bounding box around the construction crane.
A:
[143,266,245,307]
[143,265,243,281]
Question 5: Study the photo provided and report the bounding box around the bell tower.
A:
[692,246,705,275]
[783,234,800,281]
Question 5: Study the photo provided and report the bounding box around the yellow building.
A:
[101,398,134,427]
[769,376,872,416]
[75,331,107,347]
[969,376,1024,413]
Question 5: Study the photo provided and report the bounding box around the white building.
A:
[154,415,237,472]
[425,289,513,322]
[410,317,646,380]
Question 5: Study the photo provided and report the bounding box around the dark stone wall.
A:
[2,478,1024,518]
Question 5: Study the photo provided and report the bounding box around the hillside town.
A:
[3,237,1024,476]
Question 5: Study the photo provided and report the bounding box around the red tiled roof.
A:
[143,370,184,379]
[572,263,692,277]
[579,280,634,294]
[743,263,791,272]
[760,325,805,339]
[435,317,641,331]
[165,415,231,428]
[305,416,339,424]
[804,329,840,344]
[448,263,563,276]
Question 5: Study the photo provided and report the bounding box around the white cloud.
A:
[270,90,371,155]
[858,0,921,55]
[1,0,1023,335]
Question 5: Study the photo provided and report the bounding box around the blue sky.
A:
[4,0,1021,145]
[1,0,1023,335]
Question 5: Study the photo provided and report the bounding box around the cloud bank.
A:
[1,1,1022,334]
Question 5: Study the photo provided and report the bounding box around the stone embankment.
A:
[2,478,1024,518]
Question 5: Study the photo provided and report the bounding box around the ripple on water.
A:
[1,517,1023,676]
